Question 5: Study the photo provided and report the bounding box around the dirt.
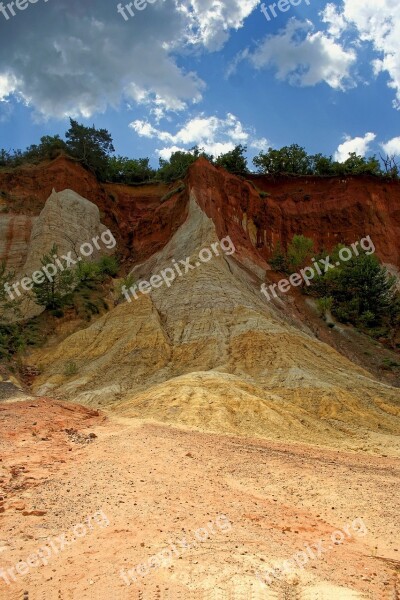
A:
[0,399,399,599]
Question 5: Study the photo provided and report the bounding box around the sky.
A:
[0,0,399,168]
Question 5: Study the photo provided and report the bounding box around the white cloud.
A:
[158,145,187,160]
[0,0,259,119]
[323,0,400,109]
[130,113,269,157]
[241,19,356,90]
[334,132,376,162]
[320,4,347,39]
[0,73,18,101]
[180,0,260,51]
[381,136,400,156]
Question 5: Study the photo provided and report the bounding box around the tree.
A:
[32,245,75,310]
[286,235,314,272]
[23,135,68,163]
[65,118,115,179]
[156,147,200,182]
[107,156,155,183]
[0,149,12,167]
[253,145,311,175]
[0,261,20,319]
[269,240,287,271]
[215,145,248,176]
[380,153,399,179]
[386,293,400,349]
[310,153,335,176]
[337,152,381,176]
[329,253,396,325]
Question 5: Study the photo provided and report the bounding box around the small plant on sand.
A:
[64,361,78,376]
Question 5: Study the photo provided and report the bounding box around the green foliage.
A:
[0,261,18,314]
[160,184,185,203]
[24,135,68,163]
[31,244,75,310]
[107,156,155,183]
[381,357,400,370]
[156,147,207,182]
[0,148,12,166]
[254,145,390,178]
[76,260,100,283]
[316,296,333,318]
[269,241,287,271]
[0,318,43,360]
[309,249,400,342]
[268,235,314,274]
[215,145,248,176]
[286,235,314,272]
[64,361,78,376]
[116,274,135,300]
[65,118,115,180]
[96,255,119,278]
[253,144,311,175]
[1,122,397,182]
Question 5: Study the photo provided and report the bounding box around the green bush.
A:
[269,241,287,271]
[286,235,314,272]
[64,361,78,376]
[97,256,119,277]
[316,296,333,318]
[160,184,185,203]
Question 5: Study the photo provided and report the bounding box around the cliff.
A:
[1,155,399,273]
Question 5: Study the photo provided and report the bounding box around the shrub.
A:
[64,361,78,376]
[97,256,119,278]
[160,184,185,203]
[76,261,100,283]
[269,241,287,271]
[286,235,314,272]
[316,296,333,318]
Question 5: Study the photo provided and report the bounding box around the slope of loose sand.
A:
[0,399,399,600]
[27,194,400,455]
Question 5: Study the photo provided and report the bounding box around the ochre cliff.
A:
[1,155,399,272]
[188,158,400,269]
[0,155,187,268]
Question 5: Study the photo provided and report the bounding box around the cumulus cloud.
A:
[322,1,400,109]
[238,19,357,90]
[334,132,376,162]
[320,4,347,39]
[130,112,268,158]
[381,136,400,157]
[0,73,18,101]
[0,0,257,119]
[180,0,260,51]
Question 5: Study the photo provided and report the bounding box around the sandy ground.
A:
[0,399,399,600]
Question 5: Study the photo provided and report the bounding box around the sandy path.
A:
[0,402,399,599]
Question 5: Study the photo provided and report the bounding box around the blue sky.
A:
[1,0,400,168]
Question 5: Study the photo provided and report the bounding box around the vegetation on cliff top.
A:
[1,121,398,182]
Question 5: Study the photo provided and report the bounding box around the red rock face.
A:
[1,155,400,269]
[0,156,188,265]
[188,157,400,267]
